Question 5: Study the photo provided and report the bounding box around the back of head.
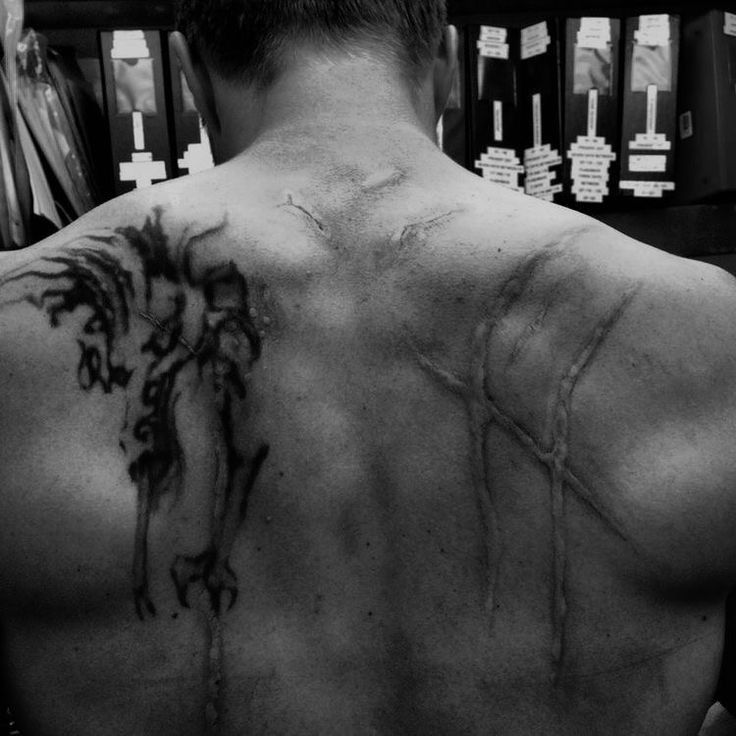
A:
[175,0,447,88]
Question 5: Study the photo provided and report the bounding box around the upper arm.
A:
[565,228,736,591]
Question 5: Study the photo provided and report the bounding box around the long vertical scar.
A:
[547,288,639,680]
[415,281,640,681]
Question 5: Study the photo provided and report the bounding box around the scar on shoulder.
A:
[362,168,405,191]
[392,209,462,249]
[279,192,329,239]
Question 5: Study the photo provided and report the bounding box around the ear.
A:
[169,31,221,136]
[433,25,459,122]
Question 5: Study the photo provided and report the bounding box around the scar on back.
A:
[279,192,330,240]
[362,168,405,191]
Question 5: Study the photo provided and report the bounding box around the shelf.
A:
[449,0,736,16]
[21,1,736,261]
[25,1,175,30]
[26,1,736,30]
[597,205,736,258]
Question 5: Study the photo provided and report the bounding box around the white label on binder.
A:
[120,152,167,189]
[567,88,615,203]
[578,18,612,49]
[567,135,616,203]
[522,21,549,42]
[112,30,151,59]
[480,26,508,42]
[630,89,671,151]
[646,84,658,136]
[475,146,524,193]
[587,88,599,137]
[178,117,215,175]
[629,154,667,172]
[478,26,509,59]
[524,144,563,201]
[477,40,510,59]
[132,111,145,151]
[494,100,504,142]
[532,93,542,148]
[521,21,551,59]
[620,180,675,197]
[630,135,671,151]
[525,93,562,201]
[634,15,670,46]
[725,12,736,37]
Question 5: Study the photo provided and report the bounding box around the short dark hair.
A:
[175,0,447,88]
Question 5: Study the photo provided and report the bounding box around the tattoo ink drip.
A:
[414,248,638,683]
[0,207,271,729]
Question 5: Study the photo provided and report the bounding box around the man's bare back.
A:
[0,126,734,735]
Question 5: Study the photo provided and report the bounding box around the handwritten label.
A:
[620,180,675,198]
[630,134,671,152]
[493,100,504,142]
[587,88,599,137]
[630,84,671,152]
[178,117,215,175]
[524,144,563,201]
[120,151,167,188]
[477,41,510,59]
[112,30,150,60]
[478,26,510,59]
[646,84,658,136]
[567,90,616,203]
[525,91,564,201]
[568,138,616,203]
[475,147,524,192]
[532,93,542,149]
[629,154,667,173]
[480,26,508,42]
[521,21,551,60]
[577,17,612,49]
[725,12,736,37]
[634,15,671,47]
[133,111,145,151]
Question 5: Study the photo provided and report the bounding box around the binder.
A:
[100,30,173,195]
[1,0,30,247]
[619,14,680,199]
[437,28,467,168]
[676,11,736,203]
[167,34,214,178]
[517,19,564,202]
[0,66,17,248]
[47,46,107,204]
[563,17,622,206]
[470,24,523,193]
[70,50,115,202]
[17,30,95,220]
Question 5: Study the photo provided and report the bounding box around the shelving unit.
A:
[21,0,736,262]
[448,0,736,262]
[25,1,173,29]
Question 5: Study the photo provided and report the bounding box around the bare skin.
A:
[1,34,736,736]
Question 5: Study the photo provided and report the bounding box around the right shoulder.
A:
[540,217,736,593]
[449,194,736,592]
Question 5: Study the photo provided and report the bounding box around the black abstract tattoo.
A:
[415,247,639,684]
[0,208,270,625]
